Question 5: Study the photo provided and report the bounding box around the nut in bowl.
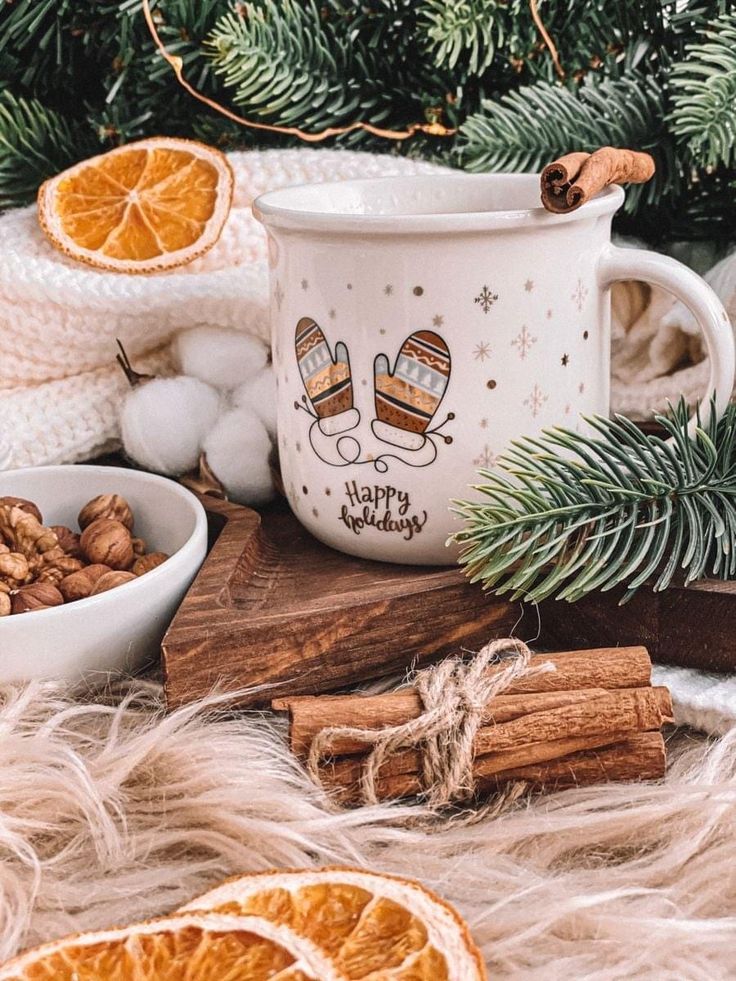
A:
[0,466,207,682]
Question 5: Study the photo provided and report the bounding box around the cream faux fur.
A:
[1,679,735,979]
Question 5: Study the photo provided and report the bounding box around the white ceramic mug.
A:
[254,174,734,565]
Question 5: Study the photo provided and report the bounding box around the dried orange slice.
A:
[0,911,336,980]
[37,137,234,274]
[181,866,487,979]
[0,867,486,979]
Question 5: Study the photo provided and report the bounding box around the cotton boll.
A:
[173,326,269,391]
[121,376,221,475]
[232,366,277,437]
[202,408,274,505]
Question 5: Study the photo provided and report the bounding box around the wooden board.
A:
[163,498,736,709]
[162,498,520,708]
[537,579,736,675]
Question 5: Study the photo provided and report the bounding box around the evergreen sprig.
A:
[206,0,360,129]
[420,0,511,74]
[670,14,736,170]
[0,92,93,209]
[453,400,736,605]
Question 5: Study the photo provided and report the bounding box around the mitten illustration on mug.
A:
[372,330,451,450]
[295,317,359,435]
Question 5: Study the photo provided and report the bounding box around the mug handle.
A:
[598,245,735,431]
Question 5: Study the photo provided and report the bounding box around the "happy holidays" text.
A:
[338,481,427,540]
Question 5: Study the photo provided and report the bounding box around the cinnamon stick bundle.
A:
[273,646,672,805]
[540,147,655,214]
[274,645,653,756]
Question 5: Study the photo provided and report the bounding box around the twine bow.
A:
[308,638,554,808]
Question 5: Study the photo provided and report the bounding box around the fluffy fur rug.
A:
[1,680,735,979]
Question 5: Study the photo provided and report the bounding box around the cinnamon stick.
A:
[282,688,609,758]
[317,687,672,787]
[273,646,653,757]
[323,733,667,803]
[541,147,655,214]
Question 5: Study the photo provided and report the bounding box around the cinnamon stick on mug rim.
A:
[541,146,655,214]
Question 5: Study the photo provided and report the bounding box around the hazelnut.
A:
[0,497,42,524]
[59,564,111,602]
[0,593,10,617]
[78,494,134,532]
[80,519,134,570]
[11,582,64,614]
[50,526,83,558]
[132,552,169,576]
[89,570,136,595]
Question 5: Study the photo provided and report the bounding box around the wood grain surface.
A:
[162,499,520,708]
[538,578,736,674]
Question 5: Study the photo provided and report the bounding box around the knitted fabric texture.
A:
[0,149,445,468]
[653,664,736,736]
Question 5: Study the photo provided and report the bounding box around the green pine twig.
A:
[0,92,94,209]
[670,14,736,170]
[453,399,736,605]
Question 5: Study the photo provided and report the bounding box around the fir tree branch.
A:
[420,0,511,74]
[670,14,736,170]
[205,0,360,130]
[0,92,94,208]
[453,400,736,604]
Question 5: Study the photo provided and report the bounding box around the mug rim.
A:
[253,172,624,235]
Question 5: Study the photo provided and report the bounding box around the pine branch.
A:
[456,74,675,213]
[0,92,94,208]
[205,0,360,130]
[670,14,736,169]
[453,400,736,604]
[420,0,511,74]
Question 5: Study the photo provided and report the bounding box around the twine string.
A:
[307,638,555,808]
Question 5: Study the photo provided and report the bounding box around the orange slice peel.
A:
[37,137,234,274]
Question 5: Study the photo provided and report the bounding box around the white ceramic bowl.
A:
[0,466,207,681]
